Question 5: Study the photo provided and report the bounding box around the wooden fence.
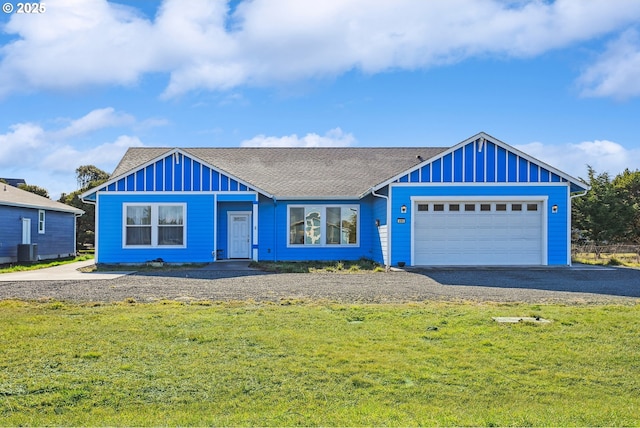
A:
[572,244,640,264]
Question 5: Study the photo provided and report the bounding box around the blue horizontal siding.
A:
[97,194,215,264]
[256,197,377,263]
[0,206,24,260]
[0,205,76,262]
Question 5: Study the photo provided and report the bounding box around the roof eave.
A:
[274,195,364,201]
[0,201,84,215]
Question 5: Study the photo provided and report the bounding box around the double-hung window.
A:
[124,204,185,247]
[289,205,358,246]
[38,210,45,234]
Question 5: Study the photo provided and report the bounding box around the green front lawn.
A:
[0,300,638,426]
[0,255,93,274]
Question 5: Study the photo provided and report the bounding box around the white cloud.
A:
[516,139,640,179]
[0,122,46,167]
[0,108,152,199]
[41,135,144,173]
[241,127,356,147]
[0,0,156,95]
[53,107,135,139]
[577,29,640,100]
[2,0,640,98]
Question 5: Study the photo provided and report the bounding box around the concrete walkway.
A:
[0,259,133,282]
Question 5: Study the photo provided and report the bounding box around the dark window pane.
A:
[126,226,151,245]
[158,226,183,245]
[342,207,358,244]
[326,207,341,244]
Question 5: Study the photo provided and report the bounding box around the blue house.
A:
[81,132,589,267]
[0,183,84,264]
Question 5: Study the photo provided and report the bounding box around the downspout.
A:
[74,212,83,256]
[371,188,391,270]
[80,197,97,263]
[213,193,217,261]
[273,196,277,262]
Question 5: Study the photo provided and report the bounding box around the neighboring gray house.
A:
[0,178,27,187]
[0,183,84,264]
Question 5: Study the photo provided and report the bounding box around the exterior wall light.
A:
[401,204,407,213]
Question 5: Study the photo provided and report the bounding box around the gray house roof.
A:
[110,147,449,198]
[0,183,84,214]
[0,178,26,187]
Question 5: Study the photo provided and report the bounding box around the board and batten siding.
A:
[389,184,570,266]
[395,138,569,186]
[85,151,257,200]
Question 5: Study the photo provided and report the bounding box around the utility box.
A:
[17,244,38,263]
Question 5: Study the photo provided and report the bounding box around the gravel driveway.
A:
[0,264,638,304]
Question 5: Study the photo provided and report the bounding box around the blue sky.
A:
[1,0,640,199]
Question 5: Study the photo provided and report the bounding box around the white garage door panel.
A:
[414,201,543,266]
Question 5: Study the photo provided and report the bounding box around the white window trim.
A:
[287,204,360,248]
[122,203,187,249]
[38,209,45,234]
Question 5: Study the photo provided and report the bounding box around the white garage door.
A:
[413,201,544,266]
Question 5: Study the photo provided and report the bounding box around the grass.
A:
[0,255,94,274]
[573,252,640,268]
[1,300,639,426]
[250,258,383,273]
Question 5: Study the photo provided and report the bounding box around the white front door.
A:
[228,213,251,259]
[22,218,31,244]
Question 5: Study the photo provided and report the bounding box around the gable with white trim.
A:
[82,149,264,201]
[386,133,588,193]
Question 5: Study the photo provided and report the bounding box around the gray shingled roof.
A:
[111,148,172,178]
[110,147,448,198]
[0,183,84,214]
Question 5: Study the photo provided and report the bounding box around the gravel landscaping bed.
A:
[0,267,638,304]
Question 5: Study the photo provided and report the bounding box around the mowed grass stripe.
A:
[0,300,638,426]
